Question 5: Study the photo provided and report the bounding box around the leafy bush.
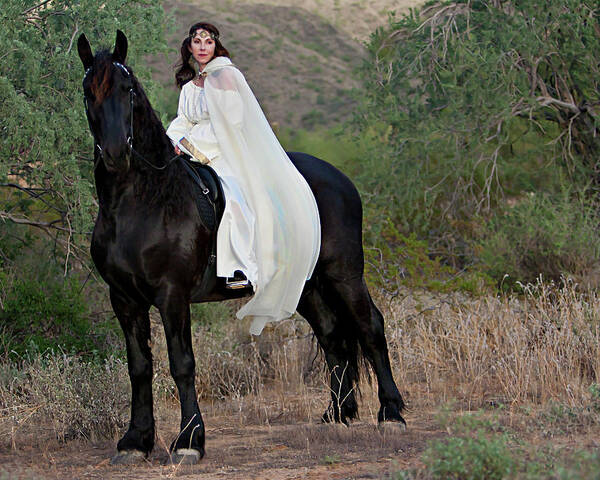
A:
[280,126,493,293]
[423,433,515,480]
[0,0,168,263]
[0,268,94,357]
[354,0,600,285]
[190,301,235,336]
[366,222,492,294]
[422,410,514,479]
[478,192,600,287]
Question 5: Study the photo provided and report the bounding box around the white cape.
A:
[203,57,321,335]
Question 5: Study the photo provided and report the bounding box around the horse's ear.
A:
[77,33,93,71]
[113,30,128,64]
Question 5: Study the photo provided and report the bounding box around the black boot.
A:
[225,270,250,289]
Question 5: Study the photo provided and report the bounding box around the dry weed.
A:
[383,279,600,409]
[0,353,129,448]
[2,279,599,447]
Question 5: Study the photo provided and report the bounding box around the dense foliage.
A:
[355,0,600,286]
[0,0,168,354]
[0,0,168,264]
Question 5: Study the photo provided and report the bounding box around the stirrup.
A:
[225,271,250,290]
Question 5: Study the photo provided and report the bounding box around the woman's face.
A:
[189,30,216,68]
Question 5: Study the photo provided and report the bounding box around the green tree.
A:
[355,0,600,282]
[0,0,168,268]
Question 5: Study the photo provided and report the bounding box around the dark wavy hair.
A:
[174,23,230,88]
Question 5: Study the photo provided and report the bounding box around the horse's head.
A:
[77,30,134,173]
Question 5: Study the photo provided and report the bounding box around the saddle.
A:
[179,155,224,231]
[180,155,251,293]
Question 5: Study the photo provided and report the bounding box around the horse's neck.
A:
[131,98,173,168]
[94,166,136,214]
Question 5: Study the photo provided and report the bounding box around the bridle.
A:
[83,62,180,171]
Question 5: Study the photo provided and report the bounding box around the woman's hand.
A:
[174,145,181,155]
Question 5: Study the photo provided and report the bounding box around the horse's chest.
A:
[91,216,146,284]
[91,212,197,291]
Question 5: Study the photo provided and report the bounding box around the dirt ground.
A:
[0,400,441,480]
[2,391,600,479]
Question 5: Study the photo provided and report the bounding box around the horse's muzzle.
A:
[103,141,131,172]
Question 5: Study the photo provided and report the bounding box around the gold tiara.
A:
[191,29,218,41]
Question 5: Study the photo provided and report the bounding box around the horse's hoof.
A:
[110,449,147,465]
[377,420,407,435]
[167,448,202,465]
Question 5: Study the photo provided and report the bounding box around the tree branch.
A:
[0,183,66,215]
[66,23,79,54]
[21,0,52,16]
[0,212,70,232]
[536,96,581,114]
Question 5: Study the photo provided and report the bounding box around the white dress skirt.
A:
[166,81,258,283]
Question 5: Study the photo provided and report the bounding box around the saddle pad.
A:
[179,156,225,231]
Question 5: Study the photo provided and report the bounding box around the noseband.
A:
[83,62,179,171]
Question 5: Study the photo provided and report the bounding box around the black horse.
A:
[77,31,405,465]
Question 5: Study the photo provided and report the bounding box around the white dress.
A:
[166,56,321,335]
[166,81,258,285]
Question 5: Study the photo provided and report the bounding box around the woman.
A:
[167,23,321,335]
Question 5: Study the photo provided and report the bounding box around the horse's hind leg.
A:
[109,289,155,464]
[327,277,406,425]
[298,283,359,424]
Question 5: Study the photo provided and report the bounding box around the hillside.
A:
[153,0,427,129]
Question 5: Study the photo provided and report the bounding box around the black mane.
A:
[89,51,192,211]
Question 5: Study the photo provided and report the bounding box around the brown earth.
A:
[0,398,439,480]
[2,396,600,480]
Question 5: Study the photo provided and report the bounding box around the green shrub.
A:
[366,222,492,294]
[279,126,493,293]
[478,191,600,288]
[554,451,600,480]
[300,109,326,129]
[423,433,515,480]
[0,268,93,357]
[590,383,600,412]
[353,0,600,285]
[423,410,514,479]
[190,302,234,336]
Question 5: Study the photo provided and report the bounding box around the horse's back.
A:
[287,151,364,272]
[287,152,361,206]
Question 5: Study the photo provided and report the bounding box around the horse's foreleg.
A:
[329,278,406,426]
[157,291,205,464]
[298,283,359,424]
[109,289,155,464]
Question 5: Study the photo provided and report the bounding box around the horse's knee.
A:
[128,357,152,380]
[170,354,195,383]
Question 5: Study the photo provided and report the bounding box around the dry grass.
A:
[1,279,599,449]
[0,353,129,448]
[384,279,600,410]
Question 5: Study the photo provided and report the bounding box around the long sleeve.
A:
[166,89,193,147]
